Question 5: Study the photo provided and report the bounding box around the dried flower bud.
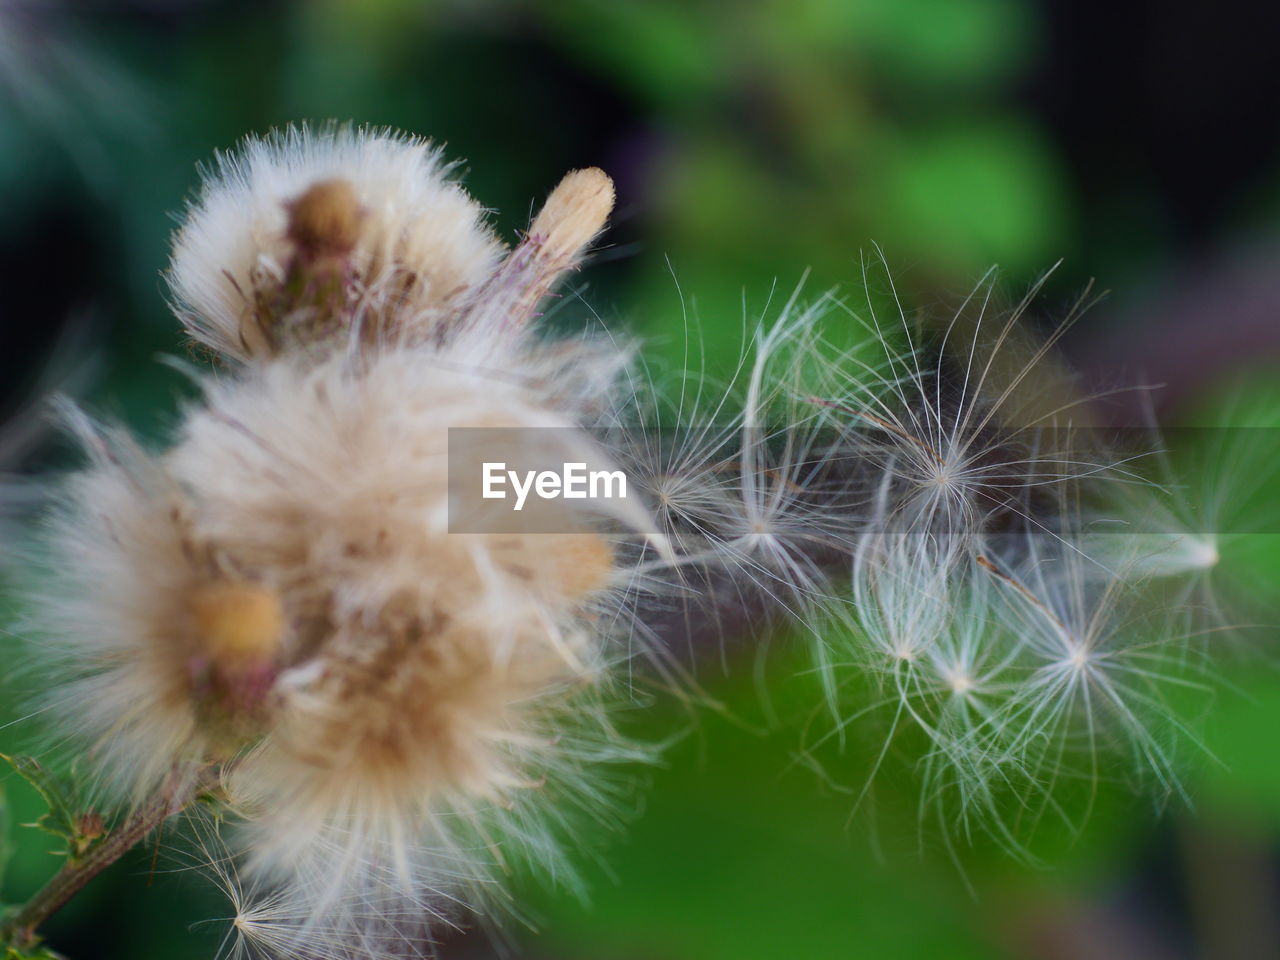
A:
[77,810,105,841]
[189,580,284,666]
[249,179,367,355]
[168,126,505,363]
[185,580,283,743]
[528,166,614,267]
[284,179,362,260]
[461,167,616,330]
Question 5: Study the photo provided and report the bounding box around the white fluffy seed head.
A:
[34,334,647,951]
[34,124,647,957]
[168,125,505,363]
[715,260,1223,852]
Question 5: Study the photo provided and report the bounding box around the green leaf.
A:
[0,755,100,860]
[4,945,65,960]
[0,777,9,889]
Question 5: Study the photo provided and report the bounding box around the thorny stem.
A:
[2,767,211,951]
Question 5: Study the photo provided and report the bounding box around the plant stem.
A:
[3,770,204,950]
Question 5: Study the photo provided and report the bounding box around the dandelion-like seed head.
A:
[33,123,648,957]
[945,670,974,696]
[168,125,507,363]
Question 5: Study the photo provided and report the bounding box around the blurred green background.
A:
[1,1,1278,958]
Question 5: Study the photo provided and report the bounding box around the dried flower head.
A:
[167,125,506,362]
[34,124,648,959]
